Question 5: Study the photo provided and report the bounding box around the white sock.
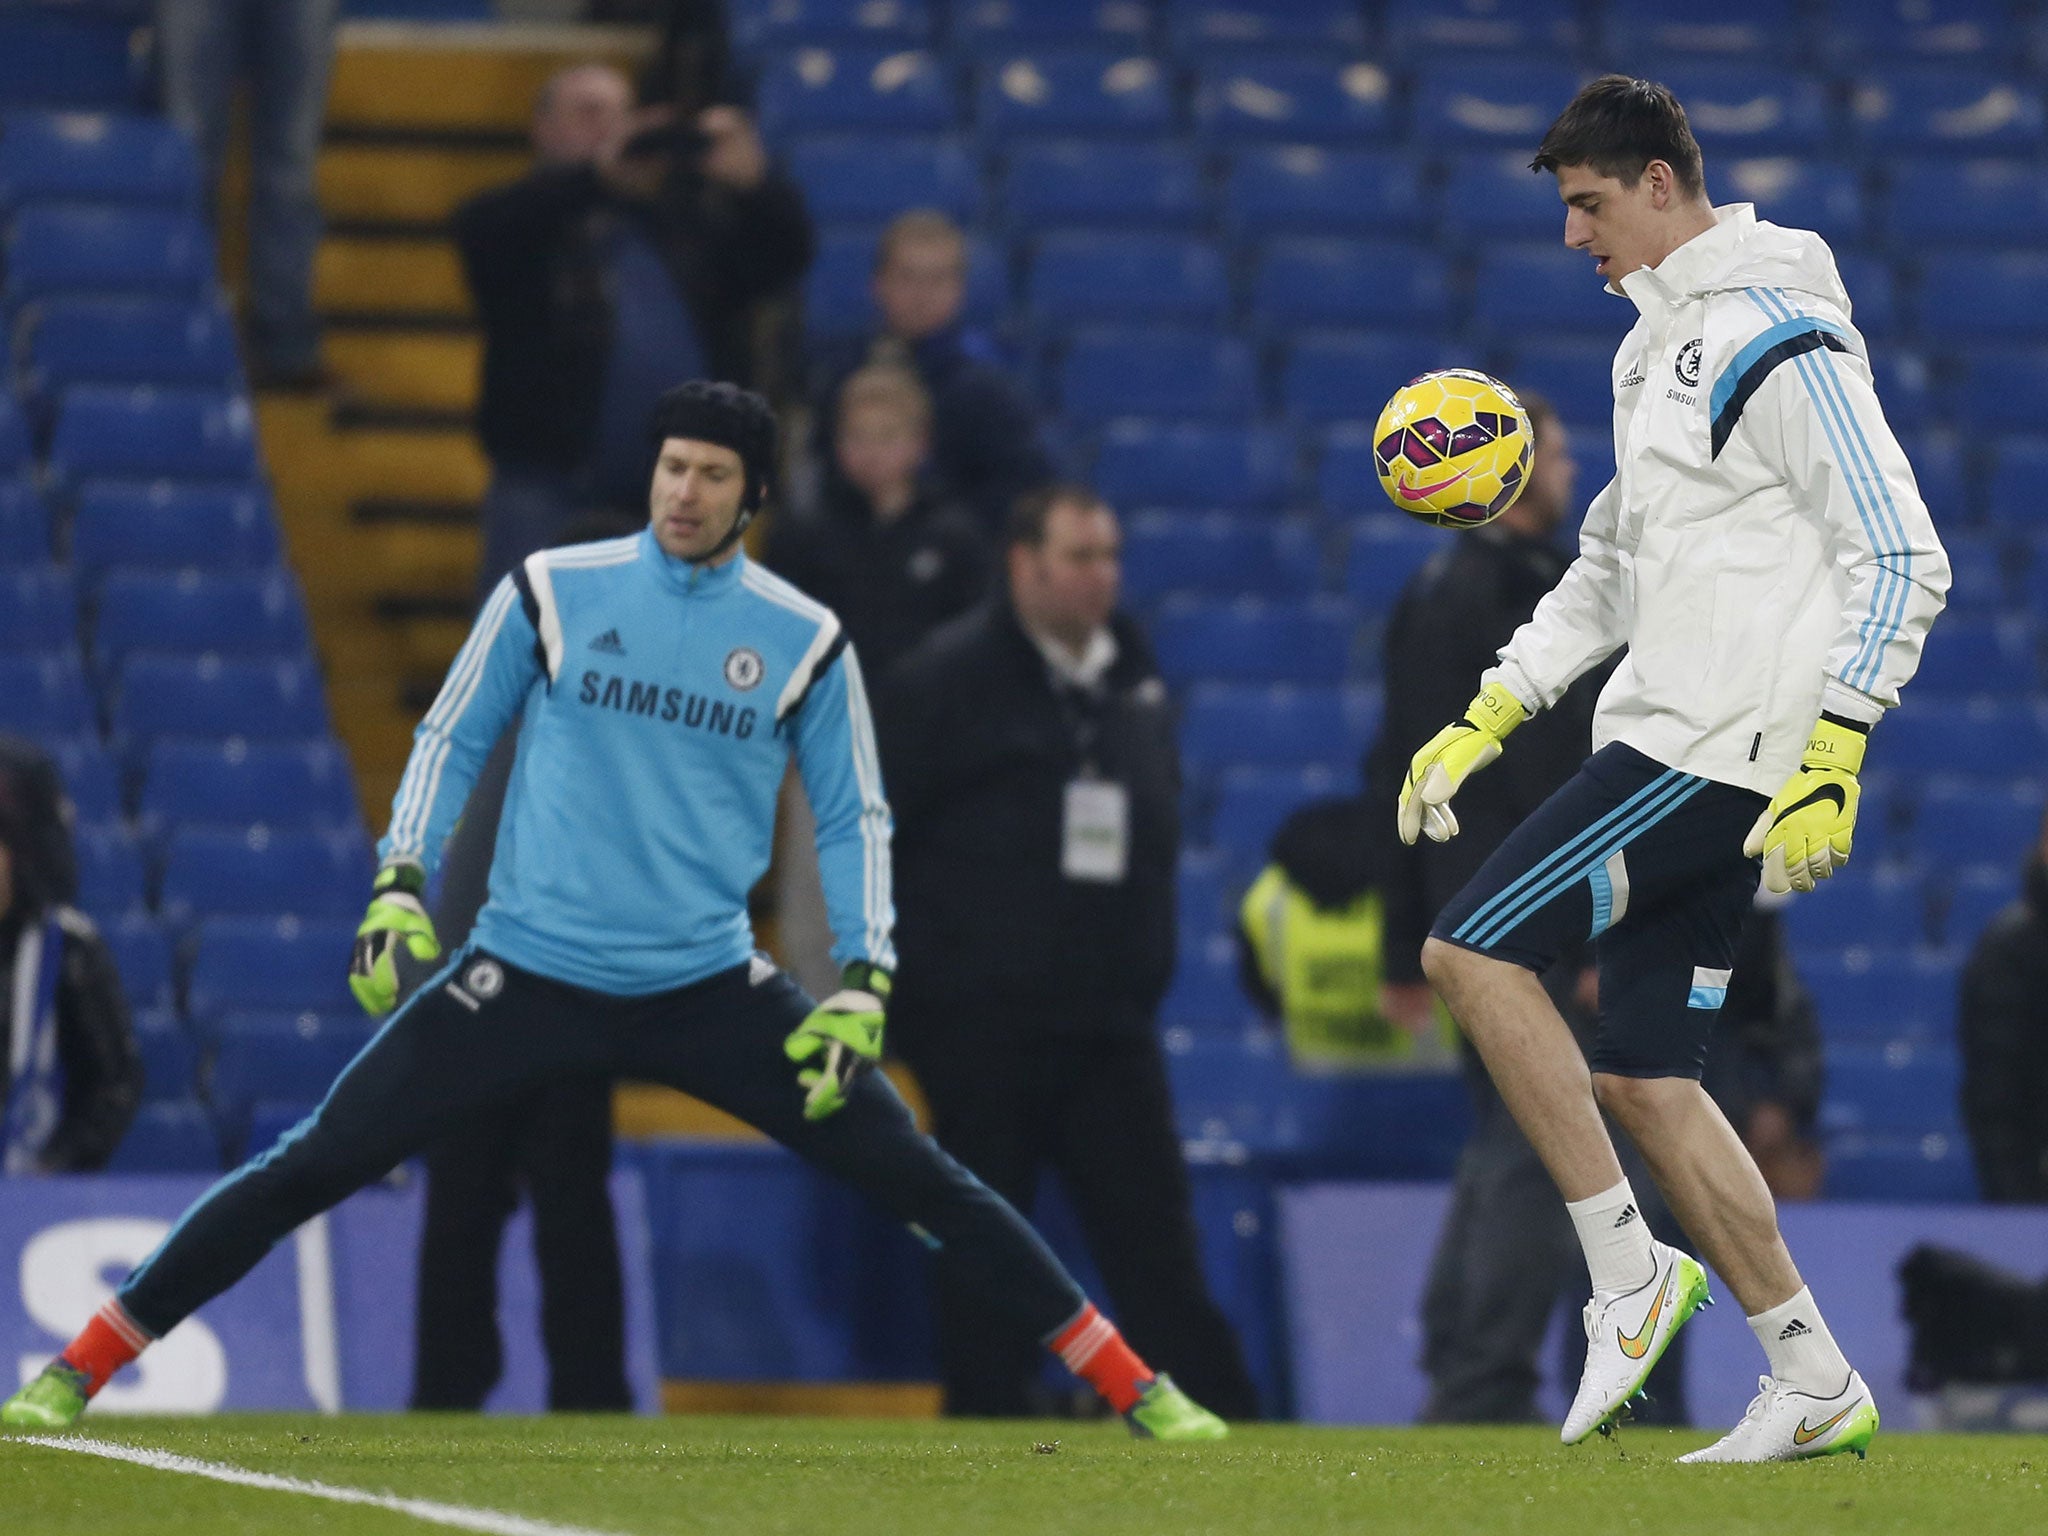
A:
[1565,1179,1657,1297]
[1749,1287,1852,1397]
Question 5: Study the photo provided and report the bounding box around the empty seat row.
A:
[0,564,309,661]
[75,823,373,927]
[0,481,276,573]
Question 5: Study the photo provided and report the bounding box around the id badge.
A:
[1061,778,1129,884]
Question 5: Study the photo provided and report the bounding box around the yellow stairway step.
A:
[319,143,530,228]
[316,236,470,319]
[329,22,651,135]
[334,424,490,505]
[360,522,480,599]
[325,329,480,414]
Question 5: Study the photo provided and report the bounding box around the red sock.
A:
[1047,1303,1155,1413]
[59,1300,152,1396]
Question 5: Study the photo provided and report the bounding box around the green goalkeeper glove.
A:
[1744,714,1868,895]
[348,862,441,1016]
[783,962,890,1122]
[1397,681,1527,846]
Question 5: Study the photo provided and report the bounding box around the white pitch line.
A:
[5,1434,637,1536]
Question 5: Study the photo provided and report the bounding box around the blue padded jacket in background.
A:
[377,530,895,994]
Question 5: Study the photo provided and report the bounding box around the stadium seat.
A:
[1192,57,1397,145]
[730,0,931,52]
[976,49,1176,140]
[1092,420,1293,509]
[0,565,77,651]
[1985,429,2048,518]
[1506,337,1617,426]
[1652,65,1832,157]
[1935,533,2008,613]
[1,205,214,310]
[1382,0,1582,57]
[1058,328,1256,421]
[44,737,121,824]
[1028,232,1228,324]
[1317,424,1389,515]
[949,0,1152,55]
[1250,239,1448,333]
[1890,428,1961,525]
[1160,932,1253,1033]
[1117,512,1319,604]
[1209,764,1347,863]
[133,1008,200,1103]
[1881,698,2048,777]
[1887,159,2048,250]
[1001,140,1205,230]
[802,225,1006,339]
[1177,849,1233,941]
[1906,614,2035,694]
[1824,1131,1976,1201]
[105,914,174,1012]
[1779,870,1930,953]
[1823,1041,1963,1135]
[755,47,956,135]
[0,651,93,737]
[1150,597,1356,685]
[1869,349,1933,435]
[48,387,261,486]
[1179,684,1364,774]
[19,297,241,397]
[1828,0,2013,64]
[140,738,359,837]
[157,825,373,927]
[1343,519,1446,611]
[1604,0,1806,57]
[1163,0,1364,59]
[0,394,27,474]
[1939,866,2021,950]
[0,476,48,563]
[1719,158,1866,251]
[1280,332,1445,424]
[74,823,146,921]
[1918,252,2048,343]
[0,8,145,111]
[1799,949,1959,1043]
[105,1100,221,1173]
[1438,153,1569,242]
[1222,146,1425,240]
[112,655,329,749]
[94,569,311,666]
[0,109,199,211]
[70,481,279,581]
[206,1011,375,1124]
[1831,252,1898,340]
[1408,61,1586,150]
[1848,69,2046,154]
[1911,778,2047,865]
[186,916,361,1020]
[783,134,979,223]
[1471,245,1626,339]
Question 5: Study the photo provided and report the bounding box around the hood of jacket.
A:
[1619,203,1854,323]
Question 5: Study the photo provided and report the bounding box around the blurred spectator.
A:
[456,65,813,592]
[879,485,1258,1421]
[810,211,1055,532]
[1704,898,1825,1202]
[767,364,991,679]
[0,739,140,1174]
[1959,811,2048,1203]
[157,0,339,388]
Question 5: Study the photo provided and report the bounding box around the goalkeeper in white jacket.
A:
[1404,77,1948,1463]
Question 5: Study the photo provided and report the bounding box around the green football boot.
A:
[1124,1374,1229,1441]
[1,1361,91,1431]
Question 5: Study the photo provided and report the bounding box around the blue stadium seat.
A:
[1193,57,1397,145]
[1180,683,1361,773]
[1472,245,1627,338]
[44,737,121,824]
[950,0,1152,55]
[1780,870,1930,952]
[1507,338,1617,426]
[1912,778,2047,864]
[1887,429,1958,526]
[1604,0,1805,56]
[1870,349,1933,435]
[1823,1041,1963,1135]
[186,917,360,1020]
[105,1100,221,1173]
[207,1011,375,1124]
[0,566,77,651]
[1985,426,2048,515]
[0,8,145,111]
[20,297,239,396]
[49,387,260,486]
[1940,866,2021,950]
[133,1008,200,1103]
[113,655,329,748]
[1160,932,1252,1032]
[0,651,93,737]
[731,0,931,52]
[1934,532,2008,613]
[1719,157,1866,251]
[1919,253,2048,343]
[1906,615,2035,694]
[2,205,213,309]
[976,49,1176,140]
[1887,159,2048,250]
[1829,0,2013,63]
[1343,519,1446,611]
[1849,69,2045,155]
[1831,252,1897,339]
[1281,332,1445,424]
[0,476,48,563]
[1028,232,1228,324]
[1163,0,1364,58]
[1317,424,1387,515]
[95,569,310,665]
[1117,512,1319,604]
[1058,328,1256,421]
[158,825,372,927]
[783,134,978,223]
[802,225,1006,339]
[1824,1132,1976,1201]
[140,739,359,837]
[1209,764,1347,861]
[1222,146,1425,239]
[1250,238,1448,333]
[1092,420,1292,509]
[1438,153,1568,242]
[1881,698,2048,777]
[105,914,174,1012]
[1382,0,1581,57]
[1002,140,1205,230]
[1653,65,1832,156]
[0,110,199,211]
[1800,950,1958,1043]
[74,823,145,921]
[0,393,26,474]
[1408,61,1585,150]
[1177,849,1233,940]
[70,481,278,581]
[757,47,955,135]
[1150,597,1356,685]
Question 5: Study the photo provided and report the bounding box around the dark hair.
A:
[1007,482,1107,548]
[1531,75,1706,200]
[646,381,778,511]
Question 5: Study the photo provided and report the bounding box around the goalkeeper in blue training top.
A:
[4,382,1226,1441]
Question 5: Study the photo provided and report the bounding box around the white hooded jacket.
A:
[1486,204,1950,798]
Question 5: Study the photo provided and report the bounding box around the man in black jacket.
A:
[456,63,813,592]
[1960,815,2048,1203]
[878,485,1258,1420]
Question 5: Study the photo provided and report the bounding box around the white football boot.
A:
[1678,1371,1879,1464]
[1562,1239,1714,1444]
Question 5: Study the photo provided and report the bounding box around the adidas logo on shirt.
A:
[589,629,626,656]
[1778,1319,1812,1341]
[1613,1203,1639,1229]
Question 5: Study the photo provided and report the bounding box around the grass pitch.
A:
[4,1416,2046,1536]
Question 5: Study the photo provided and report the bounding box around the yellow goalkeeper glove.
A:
[1397,681,1527,846]
[1744,714,1869,895]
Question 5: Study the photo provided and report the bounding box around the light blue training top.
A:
[377,529,895,995]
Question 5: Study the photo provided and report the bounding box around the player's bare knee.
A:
[1419,937,1467,992]
[1591,1071,1685,1128]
